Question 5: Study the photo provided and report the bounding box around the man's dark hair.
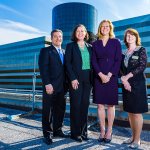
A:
[51,29,63,38]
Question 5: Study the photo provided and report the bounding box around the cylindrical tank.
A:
[52,2,97,48]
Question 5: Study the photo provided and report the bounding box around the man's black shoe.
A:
[81,135,89,141]
[43,136,53,145]
[71,135,82,142]
[53,130,69,138]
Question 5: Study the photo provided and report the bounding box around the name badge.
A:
[132,56,139,59]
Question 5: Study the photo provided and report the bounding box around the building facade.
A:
[0,36,51,89]
[0,11,149,91]
[52,2,98,48]
[114,14,150,55]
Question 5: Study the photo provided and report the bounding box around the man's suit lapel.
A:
[50,45,63,65]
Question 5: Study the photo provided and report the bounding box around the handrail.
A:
[0,88,42,94]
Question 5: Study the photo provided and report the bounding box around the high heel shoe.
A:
[98,133,105,142]
[122,138,133,144]
[129,142,141,149]
[98,136,105,142]
[104,133,112,143]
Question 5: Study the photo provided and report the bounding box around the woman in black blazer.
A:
[120,28,148,149]
[65,24,92,142]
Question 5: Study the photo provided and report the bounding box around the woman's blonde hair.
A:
[97,20,115,39]
[124,28,141,48]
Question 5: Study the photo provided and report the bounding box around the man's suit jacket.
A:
[65,42,93,83]
[38,45,65,93]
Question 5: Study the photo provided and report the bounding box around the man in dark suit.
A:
[38,29,67,145]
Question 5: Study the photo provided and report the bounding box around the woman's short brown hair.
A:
[124,28,141,48]
[71,24,89,42]
[97,20,115,39]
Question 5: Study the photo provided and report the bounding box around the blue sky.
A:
[0,0,150,45]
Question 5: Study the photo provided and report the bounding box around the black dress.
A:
[120,46,148,113]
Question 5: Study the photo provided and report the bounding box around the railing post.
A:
[31,53,37,111]
[32,72,37,111]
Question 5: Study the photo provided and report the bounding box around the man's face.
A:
[51,31,63,47]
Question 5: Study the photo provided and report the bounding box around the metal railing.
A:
[0,72,42,120]
[0,54,150,123]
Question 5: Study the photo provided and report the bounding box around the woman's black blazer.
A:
[65,42,93,83]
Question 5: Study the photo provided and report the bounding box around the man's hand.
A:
[71,79,79,90]
[45,84,54,94]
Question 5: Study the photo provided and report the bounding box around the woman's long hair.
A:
[97,20,115,39]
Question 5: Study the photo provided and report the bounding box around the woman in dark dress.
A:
[92,20,122,143]
[65,24,92,142]
[120,28,148,149]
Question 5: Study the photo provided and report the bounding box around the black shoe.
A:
[104,134,112,143]
[98,137,105,142]
[53,130,69,138]
[98,134,105,142]
[43,136,53,145]
[81,135,89,141]
[71,136,82,142]
[104,138,112,143]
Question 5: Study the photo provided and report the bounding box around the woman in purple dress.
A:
[92,20,122,143]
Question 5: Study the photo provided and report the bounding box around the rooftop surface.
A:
[0,107,150,150]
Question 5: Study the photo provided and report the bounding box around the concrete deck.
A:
[0,107,150,150]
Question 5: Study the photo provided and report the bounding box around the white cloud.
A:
[98,0,124,21]
[0,3,32,19]
[0,19,47,34]
[51,0,64,5]
[99,0,150,21]
[0,19,49,45]
[60,0,150,21]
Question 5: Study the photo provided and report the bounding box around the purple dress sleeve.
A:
[110,39,122,76]
[91,43,101,74]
